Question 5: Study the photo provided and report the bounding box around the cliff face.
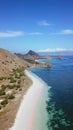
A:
[0,48,31,77]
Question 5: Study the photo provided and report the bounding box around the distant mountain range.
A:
[15,50,51,60]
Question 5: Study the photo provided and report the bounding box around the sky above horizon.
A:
[0,0,73,53]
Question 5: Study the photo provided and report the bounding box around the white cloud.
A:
[60,29,73,34]
[38,20,51,26]
[38,48,73,52]
[53,29,73,35]
[0,31,24,38]
[0,31,43,37]
[24,32,43,35]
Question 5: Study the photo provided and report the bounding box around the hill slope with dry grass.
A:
[0,48,31,77]
[0,48,32,130]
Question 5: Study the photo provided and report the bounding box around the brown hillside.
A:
[0,48,31,77]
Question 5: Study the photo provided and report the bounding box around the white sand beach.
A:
[9,70,49,130]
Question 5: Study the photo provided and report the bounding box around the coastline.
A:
[0,72,32,130]
[9,70,49,130]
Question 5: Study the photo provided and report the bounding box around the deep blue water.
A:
[30,56,73,130]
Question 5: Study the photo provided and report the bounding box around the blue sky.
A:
[0,0,73,53]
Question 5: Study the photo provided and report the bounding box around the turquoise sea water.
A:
[30,56,73,130]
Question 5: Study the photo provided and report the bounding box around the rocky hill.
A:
[15,50,51,60]
[24,50,40,60]
[27,50,39,57]
[0,48,31,77]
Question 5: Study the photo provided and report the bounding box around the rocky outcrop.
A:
[35,61,52,68]
[43,62,52,67]
[57,56,63,60]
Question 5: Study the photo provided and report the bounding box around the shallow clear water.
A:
[30,56,73,130]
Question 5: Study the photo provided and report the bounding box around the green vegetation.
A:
[15,74,19,78]
[8,84,20,89]
[0,90,6,96]
[19,88,22,91]
[8,84,16,89]
[0,106,2,110]
[8,85,15,89]
[16,85,20,88]
[1,85,7,91]
[13,68,25,77]
[18,80,21,84]
[8,94,15,99]
[16,85,20,90]
[0,67,25,109]
[9,77,16,83]
[1,99,8,106]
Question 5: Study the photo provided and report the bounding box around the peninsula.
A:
[0,48,51,130]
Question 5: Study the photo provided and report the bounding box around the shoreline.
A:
[9,70,49,130]
[0,71,32,130]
